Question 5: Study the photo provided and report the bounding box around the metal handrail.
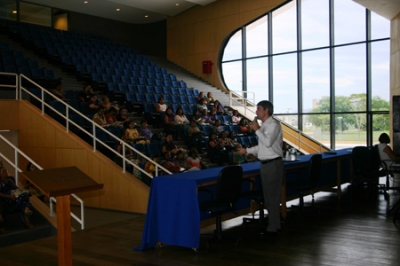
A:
[0,133,85,229]
[16,73,172,177]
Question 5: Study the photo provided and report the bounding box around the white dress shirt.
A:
[246,116,283,160]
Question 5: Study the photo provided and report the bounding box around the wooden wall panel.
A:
[0,100,19,130]
[391,12,400,151]
[12,100,149,214]
[167,0,285,91]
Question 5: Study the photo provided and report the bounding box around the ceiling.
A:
[23,0,217,24]
[16,0,400,24]
[353,0,400,20]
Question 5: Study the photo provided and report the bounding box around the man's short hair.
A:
[257,100,274,116]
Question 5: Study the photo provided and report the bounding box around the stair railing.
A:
[13,73,171,177]
[0,133,85,229]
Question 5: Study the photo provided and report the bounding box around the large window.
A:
[221,0,390,149]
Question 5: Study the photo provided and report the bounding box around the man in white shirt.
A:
[238,100,283,238]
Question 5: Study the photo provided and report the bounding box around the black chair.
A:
[198,165,243,246]
[241,179,266,224]
[373,144,400,195]
[352,146,385,195]
[289,153,322,213]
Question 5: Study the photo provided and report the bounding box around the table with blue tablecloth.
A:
[135,148,352,251]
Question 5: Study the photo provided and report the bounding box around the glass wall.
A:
[220,0,390,149]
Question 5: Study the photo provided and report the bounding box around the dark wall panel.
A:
[68,12,166,57]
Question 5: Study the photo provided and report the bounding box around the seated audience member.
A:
[228,131,239,146]
[197,99,208,113]
[116,135,134,160]
[197,92,208,104]
[155,97,168,124]
[138,120,153,142]
[213,100,225,115]
[207,132,229,166]
[174,107,190,140]
[232,144,258,164]
[116,108,131,123]
[176,150,200,171]
[51,84,66,99]
[84,93,100,115]
[188,120,203,152]
[239,118,254,135]
[192,109,205,124]
[208,109,217,124]
[201,109,213,125]
[212,119,224,135]
[163,108,178,137]
[206,92,215,104]
[105,107,124,128]
[93,106,108,126]
[162,133,186,155]
[78,84,93,102]
[231,110,241,124]
[144,155,160,177]
[187,148,207,169]
[161,152,181,173]
[125,121,148,144]
[21,162,45,202]
[0,167,34,229]
[174,107,190,125]
[377,133,400,167]
[219,131,235,151]
[101,96,119,113]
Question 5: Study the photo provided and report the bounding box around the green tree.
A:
[372,96,390,131]
[309,96,353,132]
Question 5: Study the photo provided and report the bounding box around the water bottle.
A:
[285,150,290,161]
[290,148,297,161]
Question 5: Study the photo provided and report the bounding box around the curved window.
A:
[220,0,390,149]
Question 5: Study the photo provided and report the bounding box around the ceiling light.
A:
[145,15,148,18]
[176,3,180,6]
[12,10,17,14]
[84,1,88,4]
[116,8,120,12]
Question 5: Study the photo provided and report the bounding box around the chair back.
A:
[352,146,372,176]
[308,154,322,185]
[216,165,243,205]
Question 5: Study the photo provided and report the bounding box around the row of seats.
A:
[107,84,194,95]
[90,75,185,88]
[3,20,193,99]
[0,41,59,88]
[74,63,164,76]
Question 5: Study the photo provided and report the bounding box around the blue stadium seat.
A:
[145,93,156,103]
[163,87,171,95]
[146,143,162,157]
[124,93,134,102]
[118,83,128,92]
[127,84,137,93]
[145,85,154,94]
[154,86,163,94]
[171,87,178,95]
[136,85,146,93]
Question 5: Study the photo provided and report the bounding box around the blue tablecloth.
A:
[135,148,352,251]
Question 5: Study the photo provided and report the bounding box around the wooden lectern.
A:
[21,166,103,266]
